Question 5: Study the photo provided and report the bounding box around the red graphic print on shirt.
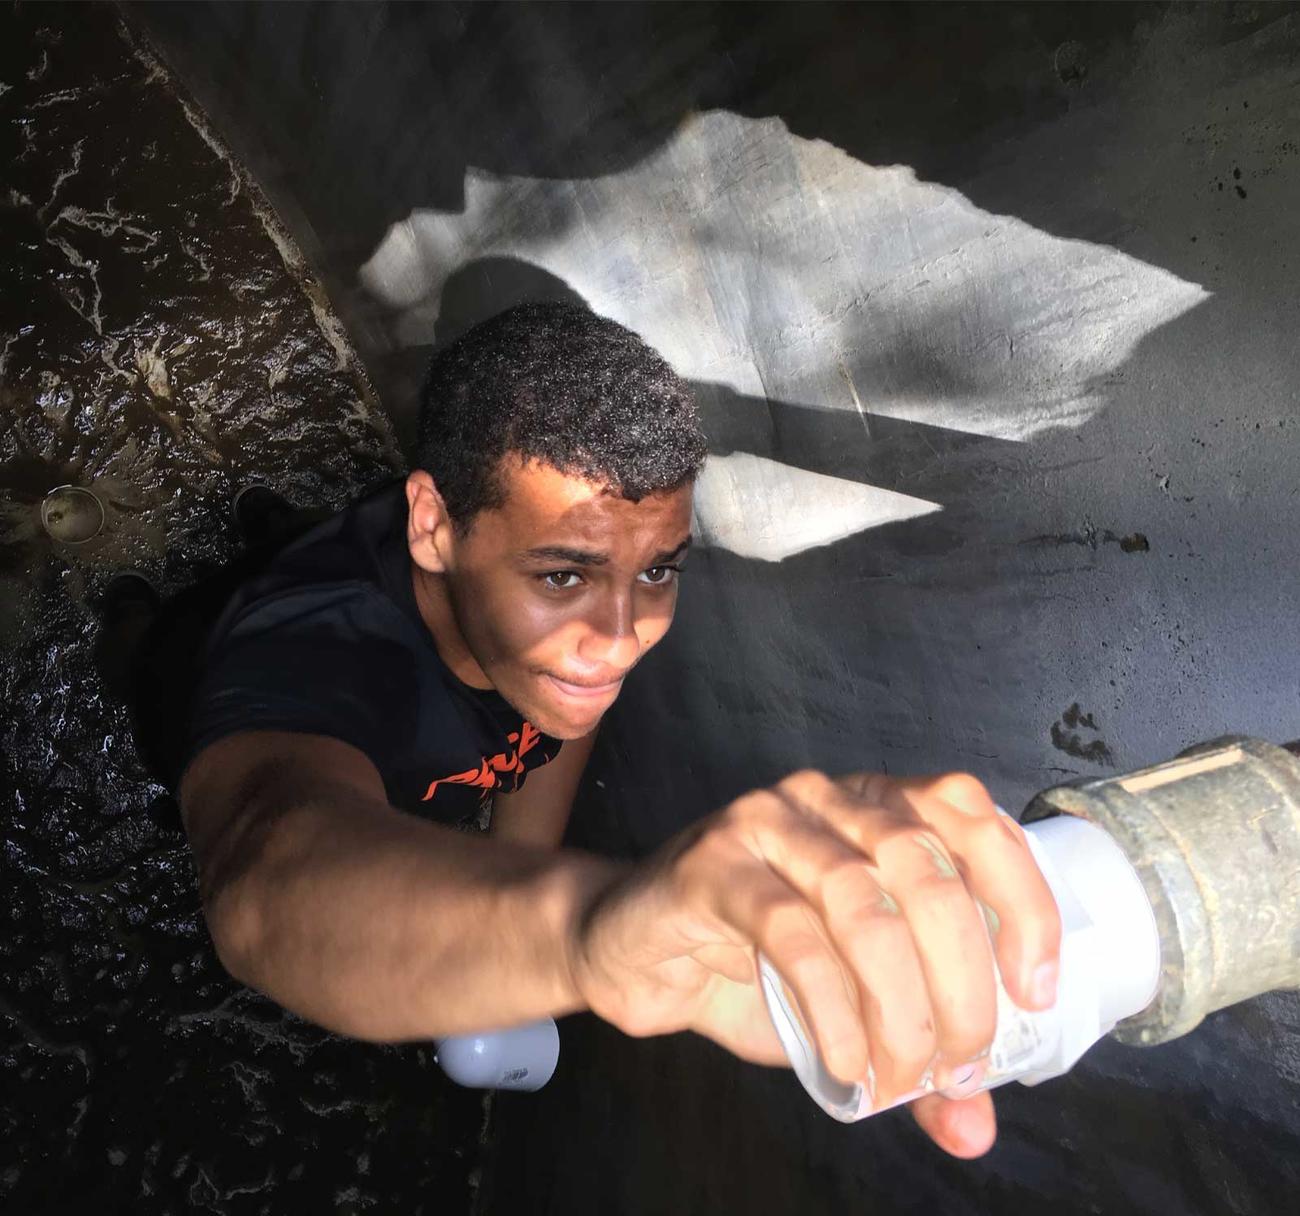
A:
[421,720,544,801]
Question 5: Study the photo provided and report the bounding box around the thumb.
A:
[909,1091,998,1158]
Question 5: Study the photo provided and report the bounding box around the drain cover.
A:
[40,485,105,544]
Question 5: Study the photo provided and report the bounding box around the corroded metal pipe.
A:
[1024,736,1300,1046]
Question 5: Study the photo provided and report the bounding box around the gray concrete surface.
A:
[6,2,1300,1213]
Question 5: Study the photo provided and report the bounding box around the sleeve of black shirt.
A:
[184,581,420,783]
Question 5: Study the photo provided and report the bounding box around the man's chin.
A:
[550,717,603,742]
[515,686,616,740]
[524,701,607,741]
[485,691,573,740]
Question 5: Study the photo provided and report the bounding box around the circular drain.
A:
[40,485,105,545]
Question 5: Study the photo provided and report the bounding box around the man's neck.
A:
[410,564,495,690]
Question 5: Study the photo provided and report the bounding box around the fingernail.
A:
[1029,959,1059,1008]
[932,1061,969,1090]
[939,1060,986,1099]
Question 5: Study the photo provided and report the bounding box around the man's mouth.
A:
[543,672,625,703]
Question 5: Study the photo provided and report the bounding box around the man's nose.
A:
[576,592,640,673]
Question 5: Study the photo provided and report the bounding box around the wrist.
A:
[533,850,629,1015]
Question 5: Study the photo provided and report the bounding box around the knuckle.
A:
[777,768,837,803]
[894,821,935,853]
[970,812,1026,854]
[838,771,888,803]
[757,895,816,940]
[821,861,892,919]
[908,870,973,913]
[723,789,786,831]
[878,824,961,876]
[882,1026,939,1077]
[911,828,962,879]
[929,771,995,814]
[899,1013,940,1059]
[884,822,935,849]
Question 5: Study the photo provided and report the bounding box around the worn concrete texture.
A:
[0,5,486,1213]
[13,1,1300,1214]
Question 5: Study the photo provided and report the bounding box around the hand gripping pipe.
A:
[761,736,1300,1121]
[434,738,1300,1104]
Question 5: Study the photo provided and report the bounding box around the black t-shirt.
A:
[185,483,562,827]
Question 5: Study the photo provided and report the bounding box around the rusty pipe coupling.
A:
[1023,736,1300,1046]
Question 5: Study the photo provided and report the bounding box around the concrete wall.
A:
[21,1,1300,1212]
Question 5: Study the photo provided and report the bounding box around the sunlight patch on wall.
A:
[359,108,1208,558]
[692,453,940,562]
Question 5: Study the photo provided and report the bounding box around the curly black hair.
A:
[416,302,707,529]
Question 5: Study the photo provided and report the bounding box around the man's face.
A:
[411,458,694,740]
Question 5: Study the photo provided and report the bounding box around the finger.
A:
[794,776,997,1065]
[888,772,1063,1012]
[741,790,937,1105]
[871,823,998,1064]
[909,1090,997,1159]
[711,837,868,1085]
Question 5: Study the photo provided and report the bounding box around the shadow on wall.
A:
[383,255,588,447]
[419,257,1004,564]
[130,1,1293,281]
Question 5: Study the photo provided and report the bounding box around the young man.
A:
[175,303,1060,1158]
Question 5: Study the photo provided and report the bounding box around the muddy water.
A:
[0,7,482,1211]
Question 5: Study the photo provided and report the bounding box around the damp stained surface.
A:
[0,7,485,1212]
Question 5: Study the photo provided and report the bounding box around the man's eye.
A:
[638,565,680,586]
[541,571,582,590]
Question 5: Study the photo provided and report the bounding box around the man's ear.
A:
[406,470,457,574]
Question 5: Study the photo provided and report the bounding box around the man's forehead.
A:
[489,456,693,545]
[500,458,616,515]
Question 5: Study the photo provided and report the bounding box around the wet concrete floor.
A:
[0,6,485,1212]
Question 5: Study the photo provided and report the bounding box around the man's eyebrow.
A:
[520,546,610,566]
[518,536,693,568]
[651,536,693,565]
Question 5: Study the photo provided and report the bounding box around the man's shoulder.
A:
[260,481,407,593]
[187,481,447,769]
[219,577,416,650]
[216,481,417,650]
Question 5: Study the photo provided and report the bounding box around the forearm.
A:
[205,782,626,1041]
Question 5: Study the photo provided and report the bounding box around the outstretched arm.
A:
[181,729,622,1041]
[183,734,1060,1158]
